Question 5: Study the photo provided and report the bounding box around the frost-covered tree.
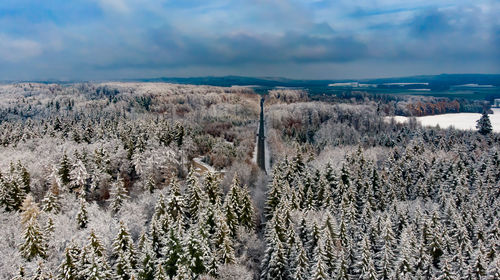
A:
[76,197,89,229]
[110,176,129,213]
[41,185,61,214]
[476,111,493,135]
[19,195,47,260]
[58,244,80,280]
[112,221,137,280]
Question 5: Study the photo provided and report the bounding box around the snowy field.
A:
[388,108,500,132]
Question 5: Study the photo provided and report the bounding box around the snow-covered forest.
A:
[0,83,499,279]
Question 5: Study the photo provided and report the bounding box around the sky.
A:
[0,0,499,80]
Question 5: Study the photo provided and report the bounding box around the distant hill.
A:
[137,74,500,88]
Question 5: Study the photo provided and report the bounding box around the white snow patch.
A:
[386,108,500,132]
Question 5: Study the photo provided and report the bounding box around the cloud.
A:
[0,34,42,62]
[0,0,498,80]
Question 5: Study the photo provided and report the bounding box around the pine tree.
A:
[32,261,52,280]
[183,226,209,276]
[110,176,129,213]
[113,221,137,280]
[204,172,222,205]
[311,242,329,280]
[12,266,26,280]
[238,184,255,230]
[136,233,155,280]
[19,195,47,260]
[263,234,288,280]
[76,197,88,229]
[184,171,205,224]
[79,249,112,280]
[58,153,71,187]
[357,235,377,280]
[69,160,88,194]
[292,242,310,280]
[477,111,493,135]
[41,185,61,214]
[58,244,80,280]
[2,168,27,211]
[154,264,168,280]
[214,215,236,265]
[167,179,185,223]
[162,226,184,278]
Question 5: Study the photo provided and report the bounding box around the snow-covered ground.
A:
[388,108,500,132]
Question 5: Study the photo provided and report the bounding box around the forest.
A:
[0,82,499,280]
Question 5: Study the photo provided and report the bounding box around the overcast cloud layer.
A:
[0,0,499,80]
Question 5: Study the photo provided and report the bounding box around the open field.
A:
[388,108,500,132]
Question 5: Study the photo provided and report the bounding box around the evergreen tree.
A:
[69,160,88,194]
[136,233,155,280]
[58,153,71,187]
[477,111,493,135]
[183,226,209,276]
[154,265,168,280]
[238,184,255,230]
[167,179,185,223]
[112,221,137,280]
[376,217,395,280]
[2,168,27,211]
[76,197,88,229]
[41,185,61,214]
[110,176,129,213]
[79,250,112,280]
[32,261,52,280]
[12,266,26,280]
[162,226,184,278]
[58,244,80,280]
[19,195,47,260]
[292,242,310,280]
[184,171,205,224]
[214,214,236,265]
[203,172,221,205]
[262,233,288,280]
[311,242,329,280]
[356,235,377,280]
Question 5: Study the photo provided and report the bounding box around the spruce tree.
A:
[238,184,255,230]
[203,172,222,205]
[136,233,155,280]
[76,197,88,229]
[58,153,71,187]
[69,160,88,194]
[357,235,377,280]
[79,249,112,280]
[162,226,184,278]
[41,185,61,214]
[19,195,47,260]
[183,226,209,276]
[32,261,52,280]
[154,264,168,280]
[113,221,137,280]
[311,242,329,280]
[477,111,493,135]
[58,244,80,280]
[184,171,205,224]
[293,242,310,280]
[12,266,26,280]
[110,176,129,214]
[167,179,185,223]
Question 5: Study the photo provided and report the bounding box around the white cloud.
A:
[0,34,42,62]
[95,0,130,14]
